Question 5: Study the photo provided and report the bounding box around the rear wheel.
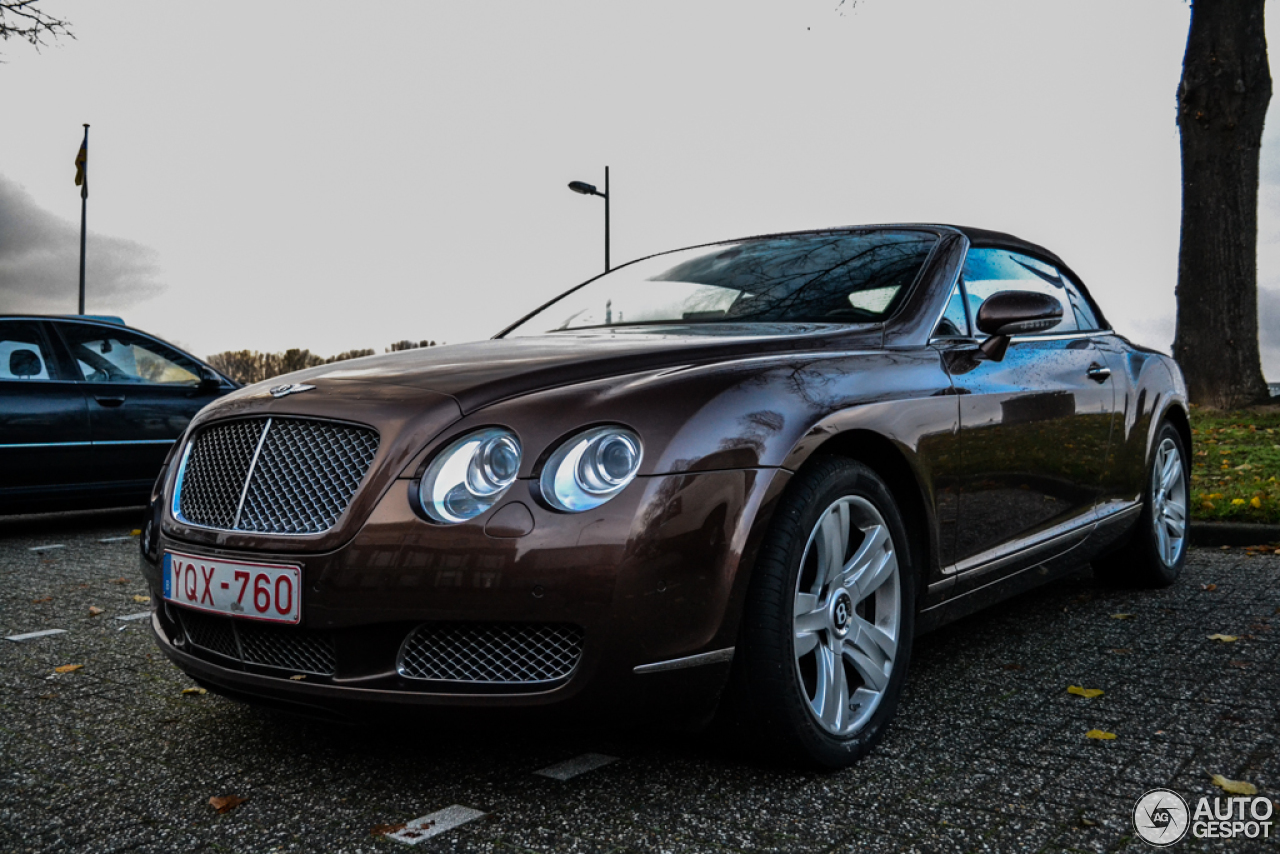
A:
[726,457,915,768]
[1094,422,1189,587]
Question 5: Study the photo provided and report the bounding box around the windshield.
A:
[503,230,938,337]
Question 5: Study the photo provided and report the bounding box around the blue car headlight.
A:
[419,428,522,523]
[540,426,642,512]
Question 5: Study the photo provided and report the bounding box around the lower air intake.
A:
[176,608,336,677]
[398,622,584,685]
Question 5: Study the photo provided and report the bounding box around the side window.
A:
[1061,272,1104,331]
[56,324,200,385]
[933,282,970,337]
[961,248,1079,334]
[0,321,56,381]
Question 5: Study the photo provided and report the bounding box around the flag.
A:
[74,138,87,199]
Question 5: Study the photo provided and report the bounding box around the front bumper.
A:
[142,467,790,725]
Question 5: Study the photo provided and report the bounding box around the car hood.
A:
[223,323,884,415]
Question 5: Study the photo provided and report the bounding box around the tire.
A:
[1094,422,1189,587]
[725,456,916,769]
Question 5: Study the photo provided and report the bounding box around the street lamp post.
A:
[568,166,609,272]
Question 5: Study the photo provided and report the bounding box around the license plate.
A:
[163,550,301,624]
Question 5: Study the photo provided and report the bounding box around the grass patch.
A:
[1189,404,1280,525]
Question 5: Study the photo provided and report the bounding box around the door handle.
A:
[1086,363,1111,383]
[93,395,126,407]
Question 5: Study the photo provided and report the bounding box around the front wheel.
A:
[1094,422,1189,587]
[726,457,915,768]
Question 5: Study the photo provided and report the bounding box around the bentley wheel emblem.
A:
[269,383,317,398]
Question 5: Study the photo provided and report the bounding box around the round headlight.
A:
[419,428,522,523]
[541,426,643,512]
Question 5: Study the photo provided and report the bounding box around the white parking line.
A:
[386,805,486,845]
[6,629,68,642]
[98,536,134,543]
[116,612,151,622]
[29,544,65,552]
[533,753,618,780]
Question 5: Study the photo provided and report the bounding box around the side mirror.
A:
[975,290,1064,361]
[198,366,223,392]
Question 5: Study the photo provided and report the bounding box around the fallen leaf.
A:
[32,596,53,603]
[370,823,407,837]
[181,687,207,696]
[130,529,142,536]
[1109,648,1132,654]
[209,795,247,813]
[289,674,306,680]
[1232,498,1246,505]
[1068,685,1105,699]
[1207,634,1239,643]
[109,577,129,585]
[132,595,150,603]
[1251,497,1263,509]
[53,664,82,674]
[1085,729,1117,740]
[1229,660,1251,668]
[1221,545,1232,550]
[1209,774,1258,795]
[1080,817,1098,827]
[87,606,103,617]
[1201,583,1218,591]
[1111,613,1133,620]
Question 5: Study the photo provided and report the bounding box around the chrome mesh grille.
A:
[178,420,265,530]
[176,608,336,676]
[176,417,379,534]
[398,623,584,684]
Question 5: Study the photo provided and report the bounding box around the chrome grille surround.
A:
[398,622,585,685]
[174,416,379,535]
[175,608,336,676]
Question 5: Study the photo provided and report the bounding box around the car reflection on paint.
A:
[139,225,1189,768]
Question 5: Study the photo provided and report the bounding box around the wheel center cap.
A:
[831,590,854,635]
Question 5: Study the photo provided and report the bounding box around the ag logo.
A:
[1133,788,1190,846]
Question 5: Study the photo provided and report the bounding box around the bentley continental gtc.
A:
[139,225,1190,768]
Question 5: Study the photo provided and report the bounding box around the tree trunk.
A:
[1174,0,1272,409]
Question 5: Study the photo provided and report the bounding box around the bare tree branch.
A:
[0,0,74,56]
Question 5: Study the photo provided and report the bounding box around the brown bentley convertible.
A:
[139,224,1189,767]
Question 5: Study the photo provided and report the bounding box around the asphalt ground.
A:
[1,510,1277,854]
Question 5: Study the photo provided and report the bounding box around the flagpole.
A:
[78,124,89,315]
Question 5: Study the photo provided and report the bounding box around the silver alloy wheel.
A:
[792,495,901,736]
[1151,437,1187,567]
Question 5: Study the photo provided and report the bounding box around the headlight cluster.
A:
[419,428,522,523]
[418,425,643,523]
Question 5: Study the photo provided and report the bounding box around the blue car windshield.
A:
[503,230,937,336]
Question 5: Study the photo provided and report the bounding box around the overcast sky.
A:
[0,1,1276,376]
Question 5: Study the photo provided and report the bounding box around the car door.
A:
[52,320,221,493]
[941,248,1116,591]
[0,319,92,509]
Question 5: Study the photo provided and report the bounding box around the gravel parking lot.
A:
[1,510,1277,853]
